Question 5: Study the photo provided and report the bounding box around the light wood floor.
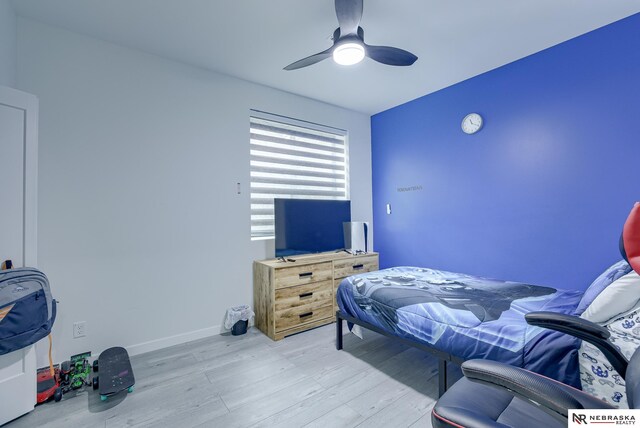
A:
[7,324,460,428]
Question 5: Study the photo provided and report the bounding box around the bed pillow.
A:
[579,309,640,408]
[581,270,640,324]
[575,260,631,315]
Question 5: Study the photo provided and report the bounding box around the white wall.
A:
[0,0,16,87]
[16,18,372,365]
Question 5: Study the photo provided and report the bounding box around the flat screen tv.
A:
[275,199,351,257]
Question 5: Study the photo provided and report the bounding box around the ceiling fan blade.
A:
[284,48,333,71]
[335,0,363,36]
[365,45,418,66]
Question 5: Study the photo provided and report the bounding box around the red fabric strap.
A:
[431,409,467,428]
[624,202,640,273]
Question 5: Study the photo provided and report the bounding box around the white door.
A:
[0,85,38,425]
[0,102,25,266]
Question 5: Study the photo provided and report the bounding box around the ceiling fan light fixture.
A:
[332,42,365,66]
[283,0,417,70]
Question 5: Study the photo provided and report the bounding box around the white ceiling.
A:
[11,0,640,114]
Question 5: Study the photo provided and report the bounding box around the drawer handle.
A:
[352,264,364,270]
[299,292,313,299]
[299,272,313,278]
[299,312,313,319]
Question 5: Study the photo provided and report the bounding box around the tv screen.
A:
[275,199,351,257]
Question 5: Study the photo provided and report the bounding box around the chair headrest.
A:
[621,203,640,274]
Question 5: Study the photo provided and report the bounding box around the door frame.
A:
[0,85,38,266]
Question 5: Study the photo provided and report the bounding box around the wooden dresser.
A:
[253,252,379,340]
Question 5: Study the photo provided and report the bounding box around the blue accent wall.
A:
[371,13,640,291]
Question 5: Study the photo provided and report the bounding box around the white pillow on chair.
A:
[582,271,640,324]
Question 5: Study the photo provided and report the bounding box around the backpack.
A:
[0,268,56,355]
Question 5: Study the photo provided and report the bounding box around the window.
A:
[250,114,349,239]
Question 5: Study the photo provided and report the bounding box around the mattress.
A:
[336,266,584,387]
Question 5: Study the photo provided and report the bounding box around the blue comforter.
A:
[337,266,584,387]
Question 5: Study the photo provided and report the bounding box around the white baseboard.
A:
[37,324,245,368]
[125,324,223,357]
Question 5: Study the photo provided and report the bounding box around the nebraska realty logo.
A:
[569,410,640,426]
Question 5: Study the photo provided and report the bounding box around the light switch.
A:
[386,204,392,215]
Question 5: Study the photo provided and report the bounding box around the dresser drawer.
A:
[274,262,332,289]
[333,255,378,279]
[275,303,333,331]
[274,280,333,312]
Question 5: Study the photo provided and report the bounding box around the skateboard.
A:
[92,346,135,401]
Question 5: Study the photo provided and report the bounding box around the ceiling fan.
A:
[284,0,418,70]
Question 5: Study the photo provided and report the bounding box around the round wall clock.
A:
[461,113,483,134]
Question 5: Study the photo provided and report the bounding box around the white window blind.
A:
[250,115,348,239]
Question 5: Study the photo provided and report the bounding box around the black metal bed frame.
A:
[335,310,464,397]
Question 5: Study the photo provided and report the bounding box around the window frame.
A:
[249,110,350,240]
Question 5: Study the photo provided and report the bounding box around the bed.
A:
[336,261,633,396]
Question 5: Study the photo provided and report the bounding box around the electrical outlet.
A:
[73,321,86,338]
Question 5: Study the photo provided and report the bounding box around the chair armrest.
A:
[462,359,614,423]
[526,311,629,377]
